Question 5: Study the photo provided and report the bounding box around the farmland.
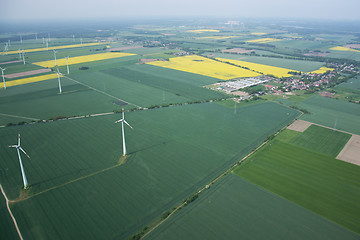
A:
[217,57,294,78]
[145,175,360,240]
[146,55,261,80]
[0,73,59,88]
[0,18,360,240]
[290,125,351,157]
[0,102,300,239]
[33,52,136,68]
[5,42,107,55]
[234,129,360,234]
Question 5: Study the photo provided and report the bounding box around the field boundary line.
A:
[0,184,24,240]
[0,113,40,121]
[63,75,143,109]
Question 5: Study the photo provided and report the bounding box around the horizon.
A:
[1,0,360,22]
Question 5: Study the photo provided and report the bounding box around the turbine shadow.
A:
[129,141,170,155]
[30,168,91,187]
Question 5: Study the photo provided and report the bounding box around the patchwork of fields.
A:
[0,102,300,239]
[0,25,359,240]
[145,175,360,240]
[6,42,106,55]
[234,126,360,234]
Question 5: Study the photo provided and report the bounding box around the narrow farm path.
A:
[0,184,24,240]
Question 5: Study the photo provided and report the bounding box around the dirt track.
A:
[287,120,312,132]
[5,69,51,79]
[337,134,360,166]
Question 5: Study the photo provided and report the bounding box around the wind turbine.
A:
[65,56,70,74]
[22,51,25,64]
[56,67,62,94]
[53,50,58,66]
[115,108,133,156]
[0,67,7,89]
[9,133,31,189]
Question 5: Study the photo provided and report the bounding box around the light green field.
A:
[298,95,360,135]
[145,175,360,240]
[234,138,360,234]
[290,125,351,157]
[0,102,300,239]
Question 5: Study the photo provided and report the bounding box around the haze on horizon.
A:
[1,0,360,22]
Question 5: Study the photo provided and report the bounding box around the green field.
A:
[0,102,300,239]
[273,95,360,134]
[337,75,360,91]
[290,125,351,157]
[0,58,228,125]
[234,137,360,234]
[145,174,360,240]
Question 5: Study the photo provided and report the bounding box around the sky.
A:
[1,0,360,22]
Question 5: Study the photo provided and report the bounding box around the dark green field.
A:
[145,174,360,240]
[234,137,360,234]
[0,187,19,240]
[0,102,300,239]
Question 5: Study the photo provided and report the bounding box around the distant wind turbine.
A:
[115,108,133,156]
[9,133,31,189]
[22,51,25,64]
[0,67,7,89]
[53,50,58,66]
[56,67,62,94]
[65,56,70,74]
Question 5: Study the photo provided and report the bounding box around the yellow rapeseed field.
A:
[309,67,334,74]
[34,52,136,68]
[6,42,107,55]
[146,55,260,80]
[246,38,282,44]
[251,32,267,35]
[217,58,294,78]
[187,29,220,33]
[0,74,59,88]
[330,46,360,53]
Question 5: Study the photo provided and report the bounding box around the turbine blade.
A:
[122,108,124,119]
[19,147,30,159]
[8,145,17,148]
[124,120,133,129]
[18,133,20,146]
[114,119,122,123]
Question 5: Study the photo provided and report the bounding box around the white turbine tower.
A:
[53,50,58,66]
[9,133,31,189]
[115,108,133,156]
[0,67,6,89]
[18,49,21,60]
[22,51,25,64]
[56,67,62,94]
[65,56,70,74]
